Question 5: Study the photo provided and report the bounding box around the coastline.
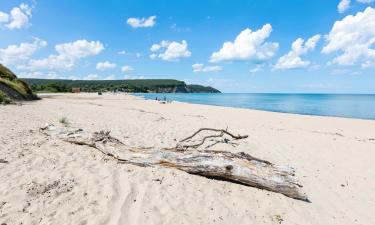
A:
[134,93,375,121]
[134,93,375,122]
[1,93,374,225]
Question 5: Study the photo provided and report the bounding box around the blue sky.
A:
[0,0,375,93]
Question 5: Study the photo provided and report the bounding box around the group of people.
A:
[155,96,167,101]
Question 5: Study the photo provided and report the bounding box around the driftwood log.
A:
[40,124,309,202]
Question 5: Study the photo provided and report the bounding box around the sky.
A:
[0,0,375,93]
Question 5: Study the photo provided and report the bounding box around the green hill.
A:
[0,64,37,104]
[22,78,221,93]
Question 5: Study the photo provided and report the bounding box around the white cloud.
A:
[0,12,9,23]
[27,55,75,71]
[55,40,104,58]
[170,23,191,32]
[135,53,141,58]
[149,40,191,61]
[322,7,375,68]
[83,74,99,80]
[192,63,222,72]
[104,74,116,80]
[210,24,279,62]
[338,0,374,13]
[18,71,59,79]
[0,3,32,29]
[127,16,156,28]
[249,64,264,73]
[96,61,116,70]
[150,44,161,52]
[274,34,321,70]
[0,38,47,65]
[338,0,351,13]
[117,50,126,55]
[27,40,104,71]
[330,68,350,75]
[121,65,134,72]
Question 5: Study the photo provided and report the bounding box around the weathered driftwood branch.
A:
[180,128,248,142]
[178,128,249,149]
[40,124,309,202]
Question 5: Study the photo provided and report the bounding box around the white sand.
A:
[1,93,374,225]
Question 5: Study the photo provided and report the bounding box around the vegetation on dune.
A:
[0,64,37,103]
[59,117,69,126]
[22,78,221,93]
[0,90,12,104]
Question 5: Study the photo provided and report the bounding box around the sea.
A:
[133,93,375,120]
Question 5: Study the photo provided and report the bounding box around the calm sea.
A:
[133,93,375,120]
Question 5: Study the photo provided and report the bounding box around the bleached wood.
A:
[40,124,309,202]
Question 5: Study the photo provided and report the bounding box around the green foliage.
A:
[0,64,17,80]
[59,117,69,126]
[32,82,70,93]
[274,214,284,224]
[22,78,221,93]
[0,91,12,104]
[0,78,33,97]
[187,84,220,93]
[0,64,36,101]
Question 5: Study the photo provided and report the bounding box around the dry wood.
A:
[0,159,9,163]
[178,128,249,149]
[40,124,309,202]
[180,128,248,142]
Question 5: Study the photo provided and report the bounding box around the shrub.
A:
[0,91,12,104]
[59,117,69,126]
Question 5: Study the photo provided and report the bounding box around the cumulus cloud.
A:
[192,63,222,72]
[96,61,116,70]
[150,43,162,52]
[338,0,351,13]
[127,16,156,28]
[0,3,32,29]
[210,24,279,63]
[0,12,9,23]
[55,40,104,58]
[149,40,191,61]
[121,65,134,72]
[338,0,374,13]
[249,64,264,73]
[0,38,47,65]
[26,40,104,71]
[322,7,375,68]
[274,34,321,70]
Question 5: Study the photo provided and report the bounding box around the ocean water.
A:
[133,93,375,120]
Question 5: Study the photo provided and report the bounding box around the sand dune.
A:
[1,93,374,225]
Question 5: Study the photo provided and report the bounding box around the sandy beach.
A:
[1,93,374,225]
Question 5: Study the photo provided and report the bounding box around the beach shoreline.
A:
[1,93,374,225]
[133,92,375,121]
